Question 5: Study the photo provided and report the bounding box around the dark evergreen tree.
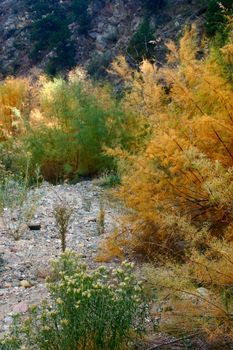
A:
[24,0,91,75]
[71,0,91,34]
[205,0,233,39]
[144,0,166,12]
[127,17,155,63]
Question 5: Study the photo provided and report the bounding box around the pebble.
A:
[20,280,32,288]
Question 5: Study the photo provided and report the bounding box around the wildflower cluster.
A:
[1,251,147,350]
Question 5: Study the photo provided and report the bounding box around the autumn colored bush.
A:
[0,77,31,140]
[98,21,233,344]
[0,77,40,179]
[1,10,233,349]
[108,22,233,259]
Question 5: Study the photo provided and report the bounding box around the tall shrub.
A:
[108,24,233,258]
[26,70,145,181]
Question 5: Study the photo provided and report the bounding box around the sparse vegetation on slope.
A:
[25,0,91,75]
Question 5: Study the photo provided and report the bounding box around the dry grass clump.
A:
[96,228,125,262]
[144,238,233,344]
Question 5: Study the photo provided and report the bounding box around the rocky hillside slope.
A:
[0,0,206,78]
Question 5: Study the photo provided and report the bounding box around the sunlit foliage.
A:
[109,23,233,259]
[0,78,31,140]
[23,69,145,181]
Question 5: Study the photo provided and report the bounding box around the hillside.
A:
[0,0,206,78]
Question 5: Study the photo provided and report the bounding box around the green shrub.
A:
[30,12,69,56]
[1,251,147,350]
[26,76,144,181]
[28,3,69,56]
[28,5,76,75]
[0,140,29,179]
[26,125,79,182]
[94,171,121,188]
[127,17,155,62]
[45,41,76,77]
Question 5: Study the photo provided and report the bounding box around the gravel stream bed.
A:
[0,181,119,337]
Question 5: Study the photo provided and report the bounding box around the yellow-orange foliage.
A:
[110,24,233,258]
[0,77,31,140]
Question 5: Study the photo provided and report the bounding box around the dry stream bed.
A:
[0,181,118,337]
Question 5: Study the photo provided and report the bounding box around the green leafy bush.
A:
[45,41,76,77]
[28,4,76,75]
[1,251,147,350]
[26,74,144,181]
[0,140,29,179]
[94,171,121,188]
[26,127,79,182]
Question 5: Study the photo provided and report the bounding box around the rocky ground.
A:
[0,181,216,349]
[0,181,120,337]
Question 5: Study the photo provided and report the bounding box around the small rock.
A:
[4,316,13,325]
[5,283,12,288]
[196,287,209,297]
[12,301,28,313]
[86,217,97,223]
[20,280,32,288]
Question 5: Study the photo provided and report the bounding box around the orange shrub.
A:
[109,24,233,259]
[0,77,31,140]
